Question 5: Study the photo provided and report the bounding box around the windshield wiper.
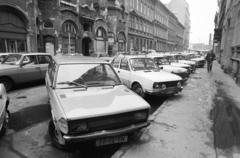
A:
[57,81,88,89]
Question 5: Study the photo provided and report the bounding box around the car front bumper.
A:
[63,121,150,143]
[147,86,183,96]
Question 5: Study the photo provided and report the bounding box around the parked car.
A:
[173,53,197,72]
[189,54,206,68]
[147,53,189,81]
[159,53,192,74]
[45,56,151,149]
[111,54,183,97]
[0,53,9,63]
[0,84,10,137]
[0,53,52,91]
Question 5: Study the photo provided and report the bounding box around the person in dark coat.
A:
[205,50,216,72]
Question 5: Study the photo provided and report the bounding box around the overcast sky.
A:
[161,0,218,44]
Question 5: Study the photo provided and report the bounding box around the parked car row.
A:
[0,51,205,149]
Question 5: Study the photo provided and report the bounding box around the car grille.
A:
[175,72,188,79]
[161,81,180,88]
[68,110,149,135]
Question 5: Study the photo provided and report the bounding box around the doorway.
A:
[82,37,92,56]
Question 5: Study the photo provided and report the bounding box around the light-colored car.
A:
[111,54,183,97]
[45,56,150,149]
[0,53,52,91]
[0,84,10,137]
[162,53,193,73]
[189,54,206,68]
[173,53,197,72]
[147,53,189,81]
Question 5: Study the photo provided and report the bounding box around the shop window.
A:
[0,39,26,53]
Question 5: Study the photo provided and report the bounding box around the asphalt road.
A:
[0,83,168,158]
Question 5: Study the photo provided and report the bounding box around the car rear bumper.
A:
[63,121,150,142]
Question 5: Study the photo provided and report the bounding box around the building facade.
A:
[167,0,191,50]
[214,0,240,85]
[125,0,185,53]
[0,0,185,55]
[0,0,39,53]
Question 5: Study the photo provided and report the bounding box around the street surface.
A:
[112,62,240,158]
[0,82,167,158]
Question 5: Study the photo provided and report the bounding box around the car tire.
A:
[0,78,13,91]
[0,110,9,137]
[48,120,70,150]
[132,83,145,98]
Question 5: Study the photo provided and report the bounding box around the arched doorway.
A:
[61,20,78,54]
[82,37,92,56]
[95,27,107,55]
[0,6,28,53]
[117,32,126,52]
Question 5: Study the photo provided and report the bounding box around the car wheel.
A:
[0,110,9,137]
[0,78,13,91]
[48,120,70,150]
[132,83,145,98]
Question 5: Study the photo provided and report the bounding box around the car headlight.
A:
[134,112,148,121]
[153,82,161,89]
[161,84,167,90]
[58,118,69,134]
[177,82,182,88]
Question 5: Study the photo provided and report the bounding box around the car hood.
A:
[191,58,205,62]
[170,62,191,68]
[178,60,196,65]
[134,70,182,82]
[161,65,187,73]
[55,85,150,120]
[0,64,18,70]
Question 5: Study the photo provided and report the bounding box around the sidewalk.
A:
[112,61,240,158]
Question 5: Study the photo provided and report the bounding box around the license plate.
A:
[96,136,128,147]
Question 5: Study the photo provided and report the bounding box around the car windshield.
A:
[154,57,169,65]
[56,63,122,89]
[130,58,157,71]
[2,54,22,65]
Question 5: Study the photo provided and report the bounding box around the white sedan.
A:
[112,55,183,97]
[0,84,9,136]
[45,56,150,149]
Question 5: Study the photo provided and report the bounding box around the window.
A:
[22,56,38,65]
[112,57,121,68]
[37,55,52,64]
[120,58,130,71]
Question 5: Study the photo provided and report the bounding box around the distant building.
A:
[125,0,185,52]
[167,0,191,50]
[191,43,212,51]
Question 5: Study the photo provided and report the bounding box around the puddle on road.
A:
[9,104,51,131]
[210,81,240,154]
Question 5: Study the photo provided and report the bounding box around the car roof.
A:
[117,54,152,59]
[53,55,108,65]
[6,52,52,56]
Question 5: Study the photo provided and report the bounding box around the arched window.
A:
[44,20,54,28]
[62,21,77,34]
[61,21,77,54]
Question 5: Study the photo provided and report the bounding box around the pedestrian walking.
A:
[205,50,215,72]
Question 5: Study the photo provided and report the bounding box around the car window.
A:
[2,54,22,65]
[38,55,52,64]
[120,58,130,71]
[112,57,121,68]
[56,63,121,88]
[22,56,38,65]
